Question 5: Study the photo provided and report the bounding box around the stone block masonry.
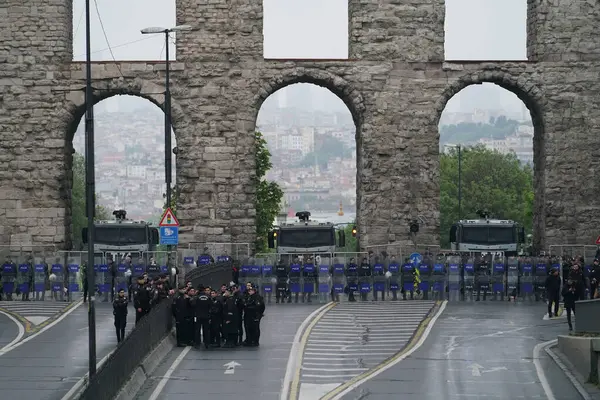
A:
[0,0,599,252]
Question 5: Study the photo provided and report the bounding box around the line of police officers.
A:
[171,281,265,349]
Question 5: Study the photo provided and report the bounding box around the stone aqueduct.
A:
[0,0,599,251]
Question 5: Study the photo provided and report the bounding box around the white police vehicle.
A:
[82,210,159,253]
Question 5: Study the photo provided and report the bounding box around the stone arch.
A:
[434,69,547,249]
[252,68,366,128]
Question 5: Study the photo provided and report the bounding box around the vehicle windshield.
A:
[278,228,335,248]
[460,226,515,245]
[94,226,147,245]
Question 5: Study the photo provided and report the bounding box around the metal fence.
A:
[77,297,174,400]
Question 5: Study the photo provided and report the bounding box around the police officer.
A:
[233,284,245,345]
[475,254,490,301]
[243,285,265,346]
[222,289,240,348]
[147,257,160,280]
[302,256,315,303]
[345,257,358,302]
[358,257,372,301]
[209,289,223,347]
[173,285,190,347]
[21,255,34,301]
[545,267,561,318]
[133,276,151,324]
[192,286,212,349]
[590,259,600,299]
[113,288,128,343]
[275,258,288,304]
[1,256,17,301]
[81,261,89,303]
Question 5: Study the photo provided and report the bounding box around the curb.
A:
[113,328,177,400]
[546,344,599,400]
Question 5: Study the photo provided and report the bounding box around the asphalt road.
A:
[134,303,322,400]
[0,311,20,349]
[0,301,135,400]
[337,301,583,400]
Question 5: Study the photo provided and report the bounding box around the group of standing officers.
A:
[171,281,265,349]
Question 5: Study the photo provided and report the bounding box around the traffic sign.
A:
[409,252,422,265]
[595,236,600,245]
[159,226,179,245]
[159,207,179,227]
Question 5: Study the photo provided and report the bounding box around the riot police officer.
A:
[345,258,358,302]
[222,289,240,348]
[275,258,288,304]
[113,288,128,343]
[209,289,223,347]
[302,256,316,303]
[1,256,17,301]
[358,257,372,301]
[173,285,191,346]
[475,254,490,301]
[590,259,600,299]
[243,285,265,346]
[133,276,151,324]
[81,261,89,303]
[147,257,160,279]
[288,258,302,303]
[21,255,34,301]
[192,286,212,349]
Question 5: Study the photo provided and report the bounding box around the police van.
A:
[449,214,525,256]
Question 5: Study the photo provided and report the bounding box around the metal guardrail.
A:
[77,298,174,400]
[574,298,600,334]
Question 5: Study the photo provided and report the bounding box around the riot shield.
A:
[401,262,414,300]
[372,262,386,301]
[316,254,332,303]
[492,257,506,301]
[534,258,548,302]
[289,263,302,303]
[17,253,34,301]
[463,258,476,301]
[302,262,316,303]
[447,255,462,301]
[418,261,431,300]
[431,257,446,300]
[331,261,345,301]
[65,252,83,301]
[506,257,519,300]
[519,258,534,301]
[33,253,49,301]
[257,254,275,303]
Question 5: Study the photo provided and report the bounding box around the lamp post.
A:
[140,25,191,211]
[84,0,97,378]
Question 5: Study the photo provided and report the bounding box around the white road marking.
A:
[0,299,83,357]
[533,339,557,400]
[0,310,25,351]
[148,346,191,400]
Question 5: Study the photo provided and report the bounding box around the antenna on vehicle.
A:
[296,211,311,224]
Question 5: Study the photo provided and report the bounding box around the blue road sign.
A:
[159,226,179,245]
[409,252,422,265]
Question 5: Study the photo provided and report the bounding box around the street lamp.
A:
[84,0,97,378]
[444,144,462,221]
[140,25,191,211]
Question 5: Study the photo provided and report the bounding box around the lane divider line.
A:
[148,345,192,400]
[320,300,448,400]
[0,310,25,351]
[0,299,83,357]
[283,302,337,400]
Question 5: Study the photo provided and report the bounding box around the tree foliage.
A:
[71,153,111,249]
[162,186,178,214]
[255,131,284,252]
[439,145,533,248]
[297,135,353,168]
[440,116,523,145]
[342,222,358,252]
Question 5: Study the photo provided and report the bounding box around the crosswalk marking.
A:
[0,301,72,324]
[300,301,436,387]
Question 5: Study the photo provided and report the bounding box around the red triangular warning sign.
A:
[595,236,600,245]
[159,207,179,227]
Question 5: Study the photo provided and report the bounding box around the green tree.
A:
[342,222,358,252]
[162,186,178,213]
[297,135,353,168]
[440,118,522,145]
[255,131,284,252]
[439,145,534,248]
[71,153,111,249]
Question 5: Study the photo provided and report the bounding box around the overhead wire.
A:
[92,0,124,78]
[73,8,84,38]
[74,36,155,59]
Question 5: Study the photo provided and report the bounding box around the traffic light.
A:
[409,221,419,233]
[351,226,357,237]
[268,231,277,248]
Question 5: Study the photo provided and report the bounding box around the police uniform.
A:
[275,261,288,303]
[133,277,151,324]
[113,289,128,342]
[242,285,265,346]
[358,258,371,301]
[192,288,212,349]
[209,291,223,347]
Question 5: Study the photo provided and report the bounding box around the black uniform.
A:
[209,296,223,346]
[545,271,561,317]
[234,290,245,344]
[590,261,600,299]
[192,291,211,348]
[1,260,17,301]
[133,281,151,324]
[222,295,240,347]
[173,291,191,346]
[275,262,288,303]
[562,280,579,331]
[21,260,34,301]
[81,262,89,302]
[243,291,265,346]
[345,261,358,302]
[113,295,128,342]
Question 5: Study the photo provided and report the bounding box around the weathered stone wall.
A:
[527,0,600,62]
[1,0,600,251]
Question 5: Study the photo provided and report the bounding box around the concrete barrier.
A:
[557,335,600,383]
[575,299,600,334]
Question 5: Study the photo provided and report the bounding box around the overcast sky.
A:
[72,0,528,115]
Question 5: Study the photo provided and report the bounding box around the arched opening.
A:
[71,0,176,61]
[262,0,349,59]
[254,82,358,251]
[444,0,527,60]
[438,81,544,252]
[67,95,176,250]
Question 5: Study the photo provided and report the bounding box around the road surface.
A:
[0,301,135,400]
[133,304,323,400]
[0,300,78,332]
[0,311,20,349]
[334,302,583,400]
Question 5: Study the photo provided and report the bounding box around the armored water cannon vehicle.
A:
[82,209,159,253]
[267,211,346,257]
[449,210,525,256]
